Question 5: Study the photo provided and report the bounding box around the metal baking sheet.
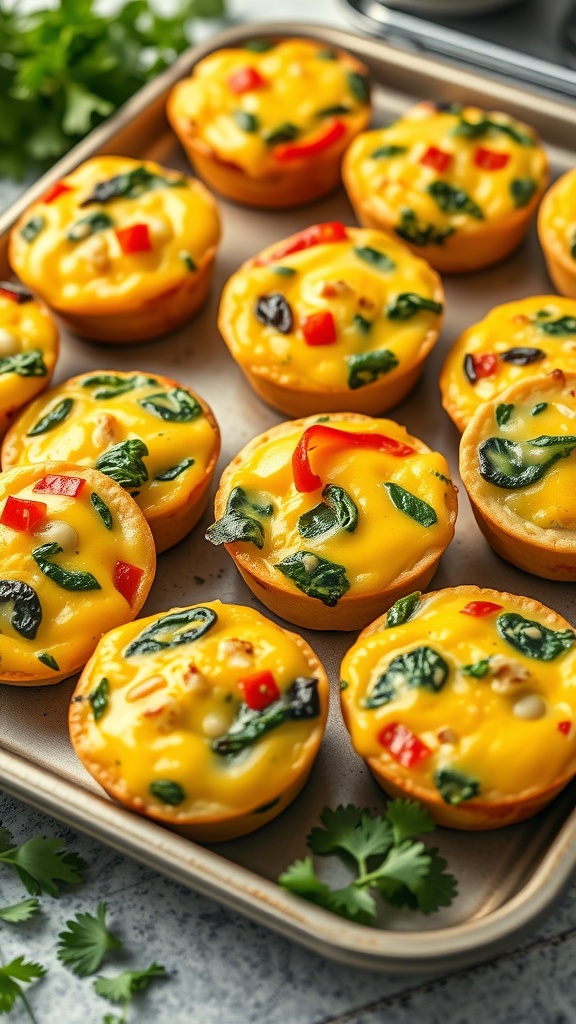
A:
[1,22,576,973]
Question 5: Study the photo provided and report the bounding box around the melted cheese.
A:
[220,227,442,391]
[540,167,576,260]
[169,39,370,177]
[72,601,327,817]
[341,588,576,799]
[0,293,58,421]
[10,156,221,312]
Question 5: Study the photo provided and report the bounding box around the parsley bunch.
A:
[279,801,457,925]
[0,0,225,180]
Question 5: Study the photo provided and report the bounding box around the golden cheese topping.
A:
[2,371,220,532]
[0,463,155,682]
[440,296,576,431]
[0,285,58,433]
[9,156,221,313]
[69,601,328,822]
[168,39,370,177]
[219,225,443,393]
[341,587,576,802]
[539,167,576,263]
[207,415,456,606]
[344,102,547,240]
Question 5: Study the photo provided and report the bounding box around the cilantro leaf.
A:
[0,898,40,923]
[368,840,431,891]
[94,963,167,1005]
[278,858,377,926]
[278,857,333,903]
[385,798,435,844]
[0,957,46,1013]
[0,835,86,896]
[380,848,458,914]
[0,827,13,854]
[57,903,122,976]
[323,886,377,926]
[308,805,393,867]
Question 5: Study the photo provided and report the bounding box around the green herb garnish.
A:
[274,551,350,606]
[0,350,47,377]
[124,606,218,658]
[155,458,195,481]
[434,769,480,805]
[264,123,299,146]
[297,484,358,539]
[212,677,320,756]
[384,483,438,527]
[353,246,395,271]
[149,780,186,806]
[95,438,149,488]
[347,71,370,103]
[371,144,407,158]
[386,292,443,320]
[88,678,109,722]
[20,217,45,242]
[478,434,576,488]
[495,402,513,427]
[138,388,201,422]
[510,177,537,207]
[386,592,421,628]
[57,903,121,977]
[395,208,454,247]
[364,646,448,708]
[347,349,398,390]
[428,181,483,219]
[497,613,575,660]
[81,373,155,399]
[27,398,73,436]
[234,110,259,133]
[67,212,113,241]
[32,543,101,592]
[206,486,273,550]
[90,492,113,530]
[37,652,59,672]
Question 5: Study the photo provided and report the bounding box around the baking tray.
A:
[1,22,576,974]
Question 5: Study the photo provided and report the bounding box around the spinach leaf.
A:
[32,543,101,592]
[427,181,483,219]
[234,110,259,133]
[478,435,576,489]
[497,613,575,660]
[273,266,296,277]
[510,178,537,207]
[89,678,109,722]
[316,104,351,117]
[495,403,513,427]
[95,438,149,488]
[371,145,407,158]
[264,123,299,146]
[347,349,398,390]
[434,768,480,805]
[384,483,438,527]
[0,350,47,377]
[80,165,184,206]
[386,292,443,320]
[347,71,369,103]
[353,314,372,334]
[38,652,59,671]
[138,388,201,423]
[245,39,275,52]
[453,115,533,146]
[274,552,350,606]
[298,485,358,539]
[27,398,73,436]
[0,580,42,640]
[353,246,395,271]
[364,646,449,708]
[531,403,547,416]
[212,677,320,756]
[395,208,455,247]
[81,373,156,399]
[149,780,185,806]
[67,211,113,241]
[90,492,112,530]
[0,282,32,303]
[20,216,45,242]
[535,316,576,336]
[180,251,196,271]
[386,591,421,628]
[206,487,273,550]
[124,606,218,658]
[155,458,195,481]
[461,657,491,678]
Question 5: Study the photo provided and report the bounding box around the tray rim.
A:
[2,19,576,973]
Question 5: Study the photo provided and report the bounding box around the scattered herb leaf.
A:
[57,903,121,977]
[27,398,74,436]
[384,482,438,527]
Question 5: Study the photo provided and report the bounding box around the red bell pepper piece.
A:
[274,119,346,162]
[228,66,267,94]
[254,222,348,267]
[378,722,432,768]
[558,721,572,736]
[0,283,31,304]
[42,181,73,203]
[302,310,337,347]
[33,474,85,497]
[0,496,47,532]
[460,601,503,617]
[115,223,152,255]
[472,353,498,379]
[420,145,452,172]
[113,560,144,606]
[239,669,280,711]
[474,147,510,171]
[292,424,415,493]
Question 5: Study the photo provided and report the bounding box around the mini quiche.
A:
[218,223,444,417]
[2,370,220,554]
[342,101,548,273]
[538,168,576,298]
[9,156,221,343]
[440,295,576,432]
[340,586,576,829]
[206,413,457,631]
[459,371,576,580]
[0,462,155,686]
[166,37,371,208]
[0,282,59,440]
[69,600,329,841]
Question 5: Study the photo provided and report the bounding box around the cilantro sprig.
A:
[0,958,46,1018]
[94,963,167,1023]
[279,801,457,925]
[0,826,85,897]
[57,903,121,977]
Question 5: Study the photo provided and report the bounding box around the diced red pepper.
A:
[274,119,347,162]
[420,145,452,172]
[115,223,152,255]
[474,147,510,171]
[42,181,73,204]
[0,283,31,304]
[472,353,498,379]
[238,669,280,711]
[292,424,415,493]
[254,222,348,267]
[0,496,47,532]
[228,66,267,94]
[378,722,432,768]
[460,601,503,617]
[302,310,337,347]
[33,474,85,497]
[113,560,144,606]
[558,721,572,736]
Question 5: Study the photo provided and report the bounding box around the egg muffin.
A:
[69,600,329,841]
[459,371,576,579]
[167,37,371,208]
[2,370,220,553]
[343,101,548,273]
[206,413,457,631]
[9,156,221,343]
[440,295,576,432]
[538,168,576,298]
[0,282,59,441]
[218,223,444,417]
[0,462,155,686]
[340,586,576,829]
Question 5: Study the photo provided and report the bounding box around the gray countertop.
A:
[2,2,576,1021]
